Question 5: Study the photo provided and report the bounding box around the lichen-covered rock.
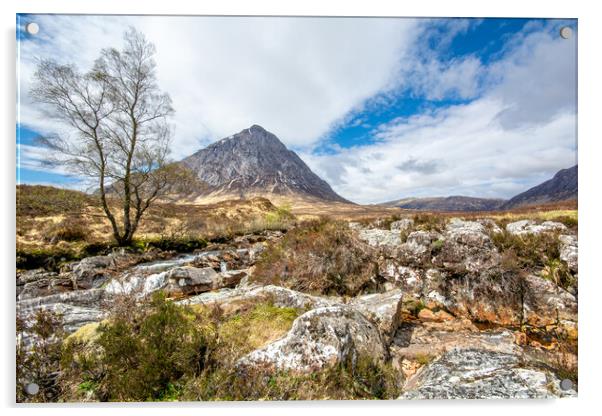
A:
[349,289,403,343]
[179,284,341,315]
[17,289,107,334]
[391,324,518,362]
[400,349,576,399]
[18,277,74,300]
[506,220,567,235]
[104,271,169,297]
[398,231,441,265]
[433,219,500,272]
[237,306,387,373]
[390,218,414,232]
[164,266,218,297]
[358,229,402,248]
[559,234,578,272]
[522,274,577,326]
[71,255,116,289]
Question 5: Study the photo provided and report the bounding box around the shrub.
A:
[490,230,561,270]
[541,258,575,290]
[17,185,95,217]
[183,354,402,401]
[63,292,210,401]
[43,218,89,243]
[252,219,378,296]
[412,213,445,232]
[16,310,65,403]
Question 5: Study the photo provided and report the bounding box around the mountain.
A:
[380,196,505,212]
[501,165,577,209]
[180,125,350,204]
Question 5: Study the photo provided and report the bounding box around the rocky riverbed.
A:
[16,218,578,400]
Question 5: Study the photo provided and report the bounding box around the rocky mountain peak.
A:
[180,125,350,203]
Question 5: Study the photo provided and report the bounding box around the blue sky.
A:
[17,15,577,203]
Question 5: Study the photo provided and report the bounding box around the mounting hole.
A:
[560,26,572,40]
[25,22,39,35]
[24,382,39,395]
[560,378,574,391]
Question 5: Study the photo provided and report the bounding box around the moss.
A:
[65,322,102,345]
[415,353,434,366]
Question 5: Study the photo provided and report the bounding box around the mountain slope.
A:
[501,165,577,209]
[380,196,505,212]
[180,125,350,204]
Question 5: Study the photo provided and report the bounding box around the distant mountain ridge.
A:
[500,165,577,209]
[180,125,350,204]
[380,196,505,212]
[380,165,577,211]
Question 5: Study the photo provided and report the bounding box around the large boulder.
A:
[390,219,414,232]
[400,349,576,399]
[237,306,387,373]
[358,229,402,248]
[164,266,219,297]
[398,231,441,266]
[71,255,116,289]
[506,220,567,235]
[522,274,577,327]
[432,219,500,273]
[349,289,403,343]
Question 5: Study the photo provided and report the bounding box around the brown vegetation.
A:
[252,219,378,296]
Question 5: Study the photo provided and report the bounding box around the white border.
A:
[2,0,602,414]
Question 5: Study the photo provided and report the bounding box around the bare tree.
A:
[31,27,186,246]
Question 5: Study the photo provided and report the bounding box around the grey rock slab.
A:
[400,348,576,399]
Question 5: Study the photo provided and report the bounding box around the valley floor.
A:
[16,196,578,401]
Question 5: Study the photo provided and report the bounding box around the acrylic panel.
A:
[16,14,578,402]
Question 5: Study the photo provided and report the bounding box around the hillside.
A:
[501,165,577,209]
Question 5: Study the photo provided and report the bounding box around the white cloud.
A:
[18,15,421,158]
[302,24,577,204]
[17,16,577,205]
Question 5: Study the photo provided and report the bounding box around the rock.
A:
[104,271,169,297]
[164,266,218,297]
[392,324,517,357]
[476,218,503,234]
[506,220,567,235]
[17,268,56,285]
[18,277,74,300]
[390,219,414,232]
[178,284,341,315]
[399,349,576,399]
[72,255,115,289]
[358,229,401,248]
[433,219,500,272]
[215,270,247,289]
[17,289,107,335]
[238,305,387,373]
[398,231,441,265]
[417,308,437,322]
[559,234,578,272]
[523,274,577,327]
[349,289,403,343]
